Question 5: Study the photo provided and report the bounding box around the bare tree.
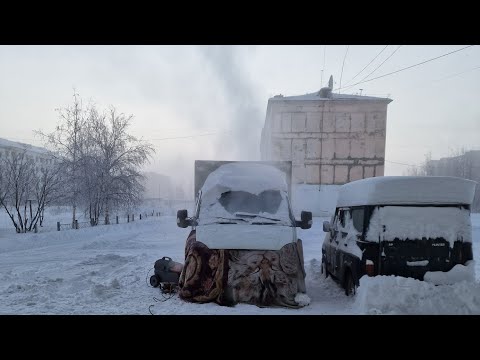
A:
[404,152,431,176]
[0,151,63,233]
[448,147,473,179]
[37,92,154,226]
[87,107,154,225]
[36,90,90,228]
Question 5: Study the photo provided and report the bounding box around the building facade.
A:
[0,137,54,174]
[427,150,480,212]
[260,78,392,215]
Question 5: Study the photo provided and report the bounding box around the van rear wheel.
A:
[344,271,356,296]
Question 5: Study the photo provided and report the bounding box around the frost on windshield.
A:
[219,190,282,215]
[198,189,292,225]
[197,162,292,225]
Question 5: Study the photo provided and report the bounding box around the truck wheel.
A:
[150,275,160,288]
[344,271,356,296]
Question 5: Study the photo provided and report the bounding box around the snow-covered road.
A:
[0,214,479,314]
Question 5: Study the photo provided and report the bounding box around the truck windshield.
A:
[218,190,282,215]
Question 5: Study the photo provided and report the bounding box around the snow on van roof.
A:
[201,162,288,203]
[336,176,477,207]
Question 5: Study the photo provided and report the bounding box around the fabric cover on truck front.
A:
[178,230,305,308]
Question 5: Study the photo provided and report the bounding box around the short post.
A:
[116,216,119,224]
[127,214,130,223]
[140,214,142,220]
[75,220,79,229]
[132,214,134,221]
[34,224,38,233]
[57,222,60,231]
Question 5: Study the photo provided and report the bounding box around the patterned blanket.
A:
[178,230,306,308]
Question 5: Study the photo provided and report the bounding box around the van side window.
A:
[331,211,341,231]
[339,210,346,228]
[351,208,364,233]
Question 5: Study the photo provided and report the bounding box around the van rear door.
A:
[365,205,473,280]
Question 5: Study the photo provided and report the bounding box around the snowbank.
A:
[0,213,478,314]
[353,274,480,315]
[424,261,476,285]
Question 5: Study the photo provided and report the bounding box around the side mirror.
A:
[176,209,191,228]
[323,221,331,233]
[296,211,312,229]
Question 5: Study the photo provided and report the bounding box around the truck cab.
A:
[176,161,312,308]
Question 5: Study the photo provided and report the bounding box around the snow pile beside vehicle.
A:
[424,260,476,285]
[294,293,311,307]
[353,273,480,315]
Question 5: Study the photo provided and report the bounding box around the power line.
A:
[2,131,234,145]
[338,45,350,93]
[430,65,480,83]
[349,45,402,89]
[343,45,389,87]
[148,131,231,141]
[386,158,480,170]
[385,159,420,167]
[336,45,475,91]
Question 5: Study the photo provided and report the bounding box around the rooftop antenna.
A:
[321,45,327,87]
[339,45,350,93]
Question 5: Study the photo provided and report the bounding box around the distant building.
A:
[427,150,480,212]
[141,171,175,200]
[0,137,54,174]
[260,76,392,215]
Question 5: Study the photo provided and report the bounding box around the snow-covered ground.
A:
[0,213,479,314]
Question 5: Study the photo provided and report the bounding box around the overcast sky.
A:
[1,45,479,194]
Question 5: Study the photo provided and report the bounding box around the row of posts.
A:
[56,211,161,231]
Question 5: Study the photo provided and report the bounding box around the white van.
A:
[321,176,477,295]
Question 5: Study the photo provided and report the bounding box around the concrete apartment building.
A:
[427,150,480,212]
[260,77,392,215]
[0,137,54,174]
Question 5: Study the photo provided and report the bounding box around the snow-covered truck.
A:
[175,160,312,308]
[321,176,477,295]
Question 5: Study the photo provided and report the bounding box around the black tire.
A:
[150,275,160,288]
[344,271,356,296]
